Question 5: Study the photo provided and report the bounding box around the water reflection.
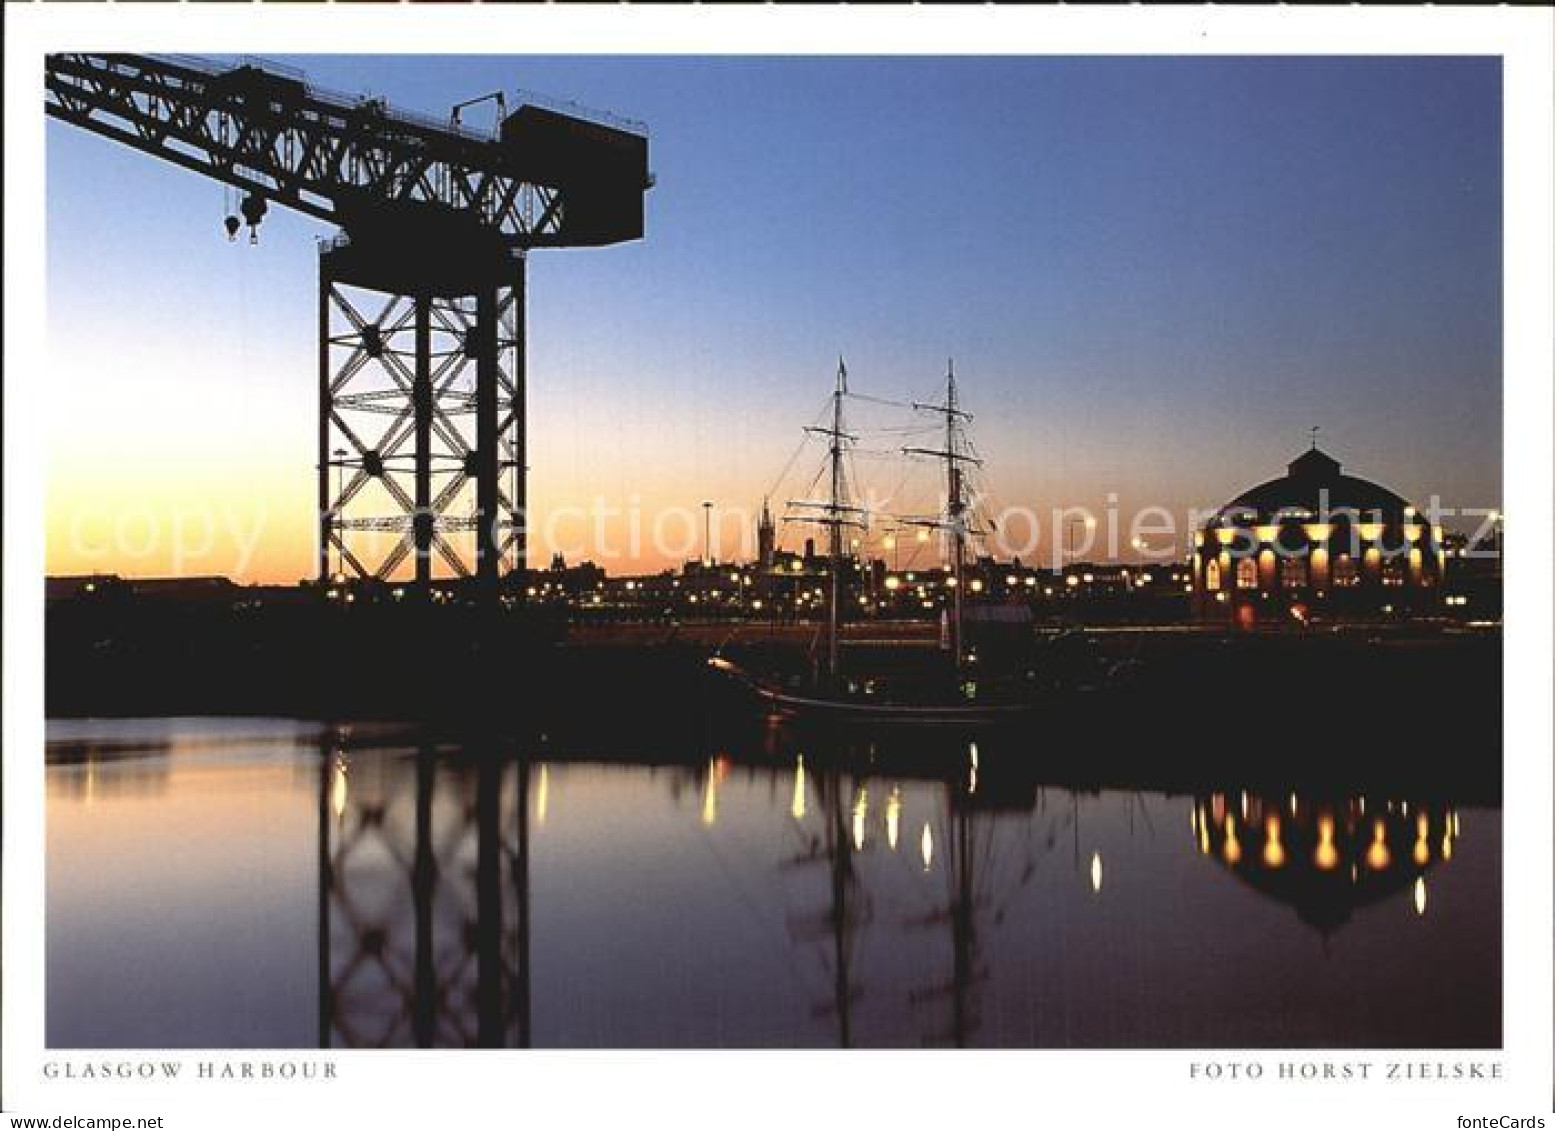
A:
[46,719,1502,1049]
[314,735,1032,1048]
[1192,791,1459,935]
[320,741,532,1048]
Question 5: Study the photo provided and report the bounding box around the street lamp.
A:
[702,500,714,567]
[332,447,348,581]
[1069,515,1096,560]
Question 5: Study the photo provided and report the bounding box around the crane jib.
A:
[44,52,650,251]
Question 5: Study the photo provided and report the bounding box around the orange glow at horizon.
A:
[51,472,1271,583]
[48,317,1484,584]
[46,318,1498,585]
[45,321,1375,584]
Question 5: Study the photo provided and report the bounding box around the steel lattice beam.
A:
[45,54,648,251]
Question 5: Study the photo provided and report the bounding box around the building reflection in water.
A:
[1192,790,1458,934]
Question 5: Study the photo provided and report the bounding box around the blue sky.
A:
[47,55,1502,577]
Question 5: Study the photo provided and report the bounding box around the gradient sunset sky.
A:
[46,55,1502,582]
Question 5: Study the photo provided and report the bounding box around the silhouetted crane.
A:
[46,53,650,591]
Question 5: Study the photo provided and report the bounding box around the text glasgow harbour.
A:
[42,1060,337,1082]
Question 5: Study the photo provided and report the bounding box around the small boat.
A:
[709,358,1040,727]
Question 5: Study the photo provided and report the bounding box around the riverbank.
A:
[44,600,1502,803]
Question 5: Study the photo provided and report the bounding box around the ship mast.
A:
[906,360,980,677]
[786,358,859,689]
[826,359,847,685]
[946,365,965,671]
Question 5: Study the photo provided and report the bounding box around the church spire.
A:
[757,496,776,571]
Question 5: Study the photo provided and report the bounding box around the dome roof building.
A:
[1192,446,1444,626]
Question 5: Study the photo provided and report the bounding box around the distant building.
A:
[1192,446,1444,626]
[46,574,122,603]
[1441,528,1503,621]
[756,499,776,572]
[538,553,605,598]
[47,574,245,604]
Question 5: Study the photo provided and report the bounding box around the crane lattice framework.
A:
[45,52,650,591]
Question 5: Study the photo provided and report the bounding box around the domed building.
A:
[1191,446,1444,626]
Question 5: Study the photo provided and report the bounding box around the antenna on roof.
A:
[1309,425,1320,451]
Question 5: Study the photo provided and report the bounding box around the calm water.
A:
[46,717,1500,1049]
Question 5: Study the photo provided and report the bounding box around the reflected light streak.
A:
[1090,852,1103,893]
[1262,814,1285,869]
[852,787,868,852]
[886,787,901,851]
[1413,812,1431,866]
[1414,876,1428,917]
[1366,818,1391,871]
[920,822,934,872]
[1315,814,1339,871]
[1223,814,1242,865]
[537,764,550,826]
[329,754,348,826]
[790,756,807,822]
[701,759,717,827]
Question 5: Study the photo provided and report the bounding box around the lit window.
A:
[1279,557,1308,589]
[1204,560,1221,591]
[1235,558,1259,590]
[1332,556,1358,587]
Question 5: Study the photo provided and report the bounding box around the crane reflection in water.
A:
[319,736,532,1048]
[316,729,1074,1048]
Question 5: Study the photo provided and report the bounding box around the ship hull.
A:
[707,655,1037,727]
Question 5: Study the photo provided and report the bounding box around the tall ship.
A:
[709,358,1042,725]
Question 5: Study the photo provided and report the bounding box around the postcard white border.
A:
[5,6,1551,1129]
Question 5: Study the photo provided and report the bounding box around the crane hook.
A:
[223,215,241,242]
[239,193,269,244]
